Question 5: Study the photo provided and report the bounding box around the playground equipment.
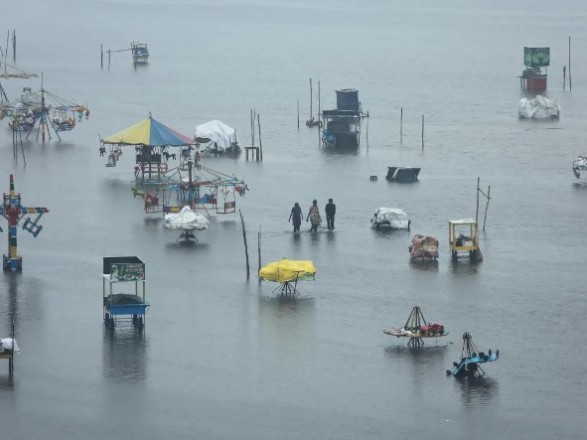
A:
[0,174,49,271]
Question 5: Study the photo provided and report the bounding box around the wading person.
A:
[289,202,303,233]
[325,198,336,230]
[306,200,322,232]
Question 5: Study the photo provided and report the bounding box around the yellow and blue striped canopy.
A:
[101,114,195,147]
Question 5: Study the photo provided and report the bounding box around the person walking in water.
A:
[289,202,303,233]
[306,200,322,232]
[325,198,336,230]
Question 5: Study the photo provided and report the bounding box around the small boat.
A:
[386,167,420,182]
[371,207,410,230]
[447,332,499,379]
[131,42,149,64]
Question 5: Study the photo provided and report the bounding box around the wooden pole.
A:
[297,99,299,129]
[258,113,263,162]
[239,209,250,279]
[318,80,321,126]
[400,107,403,144]
[421,115,424,150]
[108,49,111,70]
[257,228,262,274]
[568,36,572,92]
[475,177,480,224]
[250,109,254,149]
[101,44,103,69]
[482,185,491,231]
[12,30,15,62]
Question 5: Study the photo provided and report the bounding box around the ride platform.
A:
[447,332,499,379]
[383,306,448,347]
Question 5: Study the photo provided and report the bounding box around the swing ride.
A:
[383,306,448,347]
[258,259,317,296]
[135,157,248,219]
[0,174,49,272]
[99,113,196,178]
[447,332,499,379]
[2,82,89,141]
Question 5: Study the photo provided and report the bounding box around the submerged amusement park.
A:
[2,2,587,438]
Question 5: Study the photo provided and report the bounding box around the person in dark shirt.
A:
[289,202,303,233]
[325,198,336,230]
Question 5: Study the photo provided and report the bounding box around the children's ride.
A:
[447,332,499,379]
[384,306,448,347]
[0,175,49,271]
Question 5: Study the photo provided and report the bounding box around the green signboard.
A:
[110,262,145,282]
[524,47,550,67]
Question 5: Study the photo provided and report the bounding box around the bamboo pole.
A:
[12,30,15,62]
[421,115,424,150]
[258,228,262,274]
[482,185,491,231]
[258,113,263,162]
[475,177,480,224]
[568,36,572,92]
[400,107,403,144]
[239,209,250,279]
[297,99,299,129]
[101,44,103,69]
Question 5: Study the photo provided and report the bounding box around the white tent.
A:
[164,206,210,231]
[195,120,237,152]
[519,95,560,119]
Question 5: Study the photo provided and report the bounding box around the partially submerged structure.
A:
[386,167,420,183]
[371,207,410,230]
[519,95,560,119]
[519,47,549,92]
[102,256,150,329]
[449,219,483,262]
[447,332,499,379]
[321,89,367,149]
[383,306,448,347]
[409,234,439,260]
[258,259,316,296]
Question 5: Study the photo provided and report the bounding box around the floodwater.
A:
[1,1,587,438]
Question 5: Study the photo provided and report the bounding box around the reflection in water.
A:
[257,295,315,357]
[384,344,449,387]
[410,259,439,272]
[102,327,148,383]
[0,374,14,390]
[454,375,499,407]
[450,261,480,275]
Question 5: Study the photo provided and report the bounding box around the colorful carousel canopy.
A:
[258,259,316,283]
[101,114,195,147]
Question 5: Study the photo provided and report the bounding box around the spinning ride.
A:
[0,174,49,271]
[384,306,448,347]
[447,332,499,379]
[3,81,88,141]
[136,157,248,218]
[258,259,316,296]
[100,113,196,177]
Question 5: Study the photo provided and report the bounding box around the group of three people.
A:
[289,199,336,233]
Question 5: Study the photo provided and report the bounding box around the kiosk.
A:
[102,256,150,328]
